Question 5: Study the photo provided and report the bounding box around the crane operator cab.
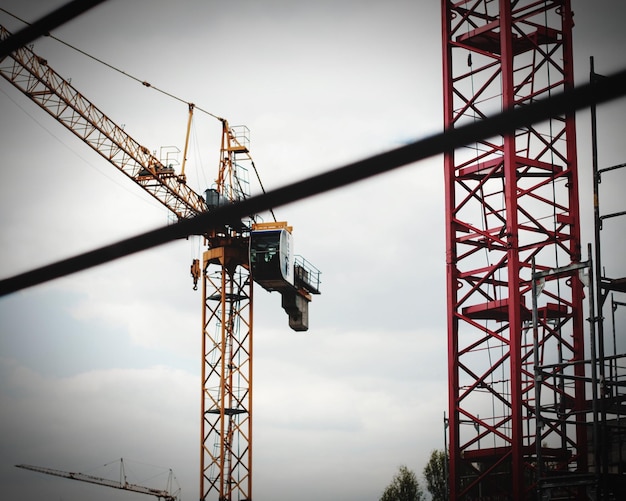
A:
[250,223,294,288]
[250,222,321,331]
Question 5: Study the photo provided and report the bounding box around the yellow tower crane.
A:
[0,24,321,501]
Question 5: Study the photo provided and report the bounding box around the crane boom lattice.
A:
[0,25,206,221]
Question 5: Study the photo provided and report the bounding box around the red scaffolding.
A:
[441,1,587,499]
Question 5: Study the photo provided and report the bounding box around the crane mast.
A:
[1,22,320,501]
[16,462,178,501]
[442,1,585,499]
[199,121,255,501]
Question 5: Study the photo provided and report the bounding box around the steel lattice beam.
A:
[201,245,252,501]
[0,25,207,221]
[442,1,586,499]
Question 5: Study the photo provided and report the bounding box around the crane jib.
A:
[0,24,207,221]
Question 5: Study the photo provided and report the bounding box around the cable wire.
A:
[2,67,626,296]
[0,6,223,122]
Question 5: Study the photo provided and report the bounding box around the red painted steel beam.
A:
[442,1,586,499]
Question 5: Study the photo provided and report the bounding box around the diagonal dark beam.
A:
[0,0,108,59]
[2,66,626,296]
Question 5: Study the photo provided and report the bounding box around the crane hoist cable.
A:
[0,7,223,121]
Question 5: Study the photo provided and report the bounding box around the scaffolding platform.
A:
[457,24,560,55]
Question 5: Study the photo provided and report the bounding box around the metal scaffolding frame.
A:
[583,57,626,499]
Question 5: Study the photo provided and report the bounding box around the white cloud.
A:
[64,251,200,359]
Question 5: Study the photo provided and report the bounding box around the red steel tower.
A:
[442,1,587,499]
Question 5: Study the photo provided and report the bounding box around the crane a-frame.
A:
[0,23,320,501]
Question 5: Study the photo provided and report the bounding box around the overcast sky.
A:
[1,1,625,501]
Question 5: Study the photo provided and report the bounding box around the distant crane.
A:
[16,461,179,501]
[0,21,320,501]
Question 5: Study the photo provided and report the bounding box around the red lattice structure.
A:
[441,1,587,499]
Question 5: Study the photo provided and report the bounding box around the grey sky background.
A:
[1,1,625,500]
